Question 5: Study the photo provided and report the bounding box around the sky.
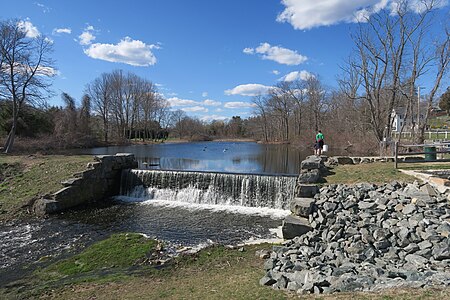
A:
[1,0,449,122]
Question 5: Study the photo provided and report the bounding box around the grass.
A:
[325,162,416,184]
[40,233,157,277]
[0,154,93,221]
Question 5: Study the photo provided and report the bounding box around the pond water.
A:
[78,141,310,175]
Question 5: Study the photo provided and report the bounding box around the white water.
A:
[120,169,297,211]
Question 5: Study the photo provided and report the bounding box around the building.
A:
[391,107,425,133]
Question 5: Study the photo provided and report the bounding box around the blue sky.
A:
[1,0,449,122]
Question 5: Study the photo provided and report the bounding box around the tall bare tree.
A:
[86,72,112,142]
[343,0,448,143]
[0,19,55,153]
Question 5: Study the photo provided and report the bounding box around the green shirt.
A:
[316,133,324,141]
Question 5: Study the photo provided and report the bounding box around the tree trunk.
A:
[4,119,17,153]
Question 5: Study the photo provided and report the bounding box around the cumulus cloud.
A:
[224,101,257,109]
[167,97,197,106]
[84,37,159,66]
[277,0,448,30]
[280,70,314,82]
[225,83,272,96]
[203,99,221,106]
[53,27,71,35]
[78,26,96,45]
[182,106,208,112]
[18,19,40,38]
[244,42,307,65]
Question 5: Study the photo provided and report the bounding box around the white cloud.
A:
[167,97,197,106]
[243,47,254,54]
[84,37,158,66]
[203,99,221,106]
[272,70,280,75]
[79,28,96,45]
[280,70,314,82]
[277,0,448,30]
[243,43,308,65]
[225,83,272,96]
[17,19,40,38]
[201,114,229,122]
[244,42,307,65]
[53,27,71,35]
[36,65,59,76]
[182,106,208,112]
[224,102,257,109]
[202,92,208,97]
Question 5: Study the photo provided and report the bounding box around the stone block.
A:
[295,184,319,198]
[282,215,312,239]
[335,156,354,165]
[301,157,322,170]
[290,197,315,217]
[298,169,321,183]
[60,177,83,187]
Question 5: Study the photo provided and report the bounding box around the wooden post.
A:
[394,141,398,169]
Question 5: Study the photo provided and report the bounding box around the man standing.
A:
[315,130,324,156]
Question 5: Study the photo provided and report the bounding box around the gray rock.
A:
[260,275,276,286]
[290,198,315,217]
[282,215,313,239]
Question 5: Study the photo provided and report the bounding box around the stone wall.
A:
[33,153,138,216]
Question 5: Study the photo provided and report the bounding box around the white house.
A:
[391,107,425,133]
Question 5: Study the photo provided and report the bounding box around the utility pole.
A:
[417,86,421,128]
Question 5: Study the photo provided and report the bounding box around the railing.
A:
[392,130,450,140]
[394,141,450,168]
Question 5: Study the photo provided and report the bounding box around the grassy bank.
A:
[0,154,93,222]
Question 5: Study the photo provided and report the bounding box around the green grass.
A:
[325,162,416,184]
[41,233,157,277]
[0,154,92,221]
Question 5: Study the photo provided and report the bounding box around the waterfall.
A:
[120,169,297,210]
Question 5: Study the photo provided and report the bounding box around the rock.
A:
[263,181,450,295]
[298,169,321,184]
[296,184,320,198]
[282,215,313,239]
[260,275,276,286]
[290,198,315,217]
[334,156,354,165]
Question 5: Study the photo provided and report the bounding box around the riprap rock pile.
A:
[261,181,450,294]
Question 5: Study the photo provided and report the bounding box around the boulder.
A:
[282,215,313,239]
[290,198,315,217]
[295,184,319,198]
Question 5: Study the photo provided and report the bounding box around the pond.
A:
[78,141,311,175]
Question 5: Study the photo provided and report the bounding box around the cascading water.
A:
[120,169,297,210]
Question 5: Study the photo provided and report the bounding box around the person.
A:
[315,130,324,156]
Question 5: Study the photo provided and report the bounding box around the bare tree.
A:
[344,0,448,143]
[86,72,112,142]
[0,19,55,153]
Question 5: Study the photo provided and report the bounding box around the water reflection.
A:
[79,141,308,175]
